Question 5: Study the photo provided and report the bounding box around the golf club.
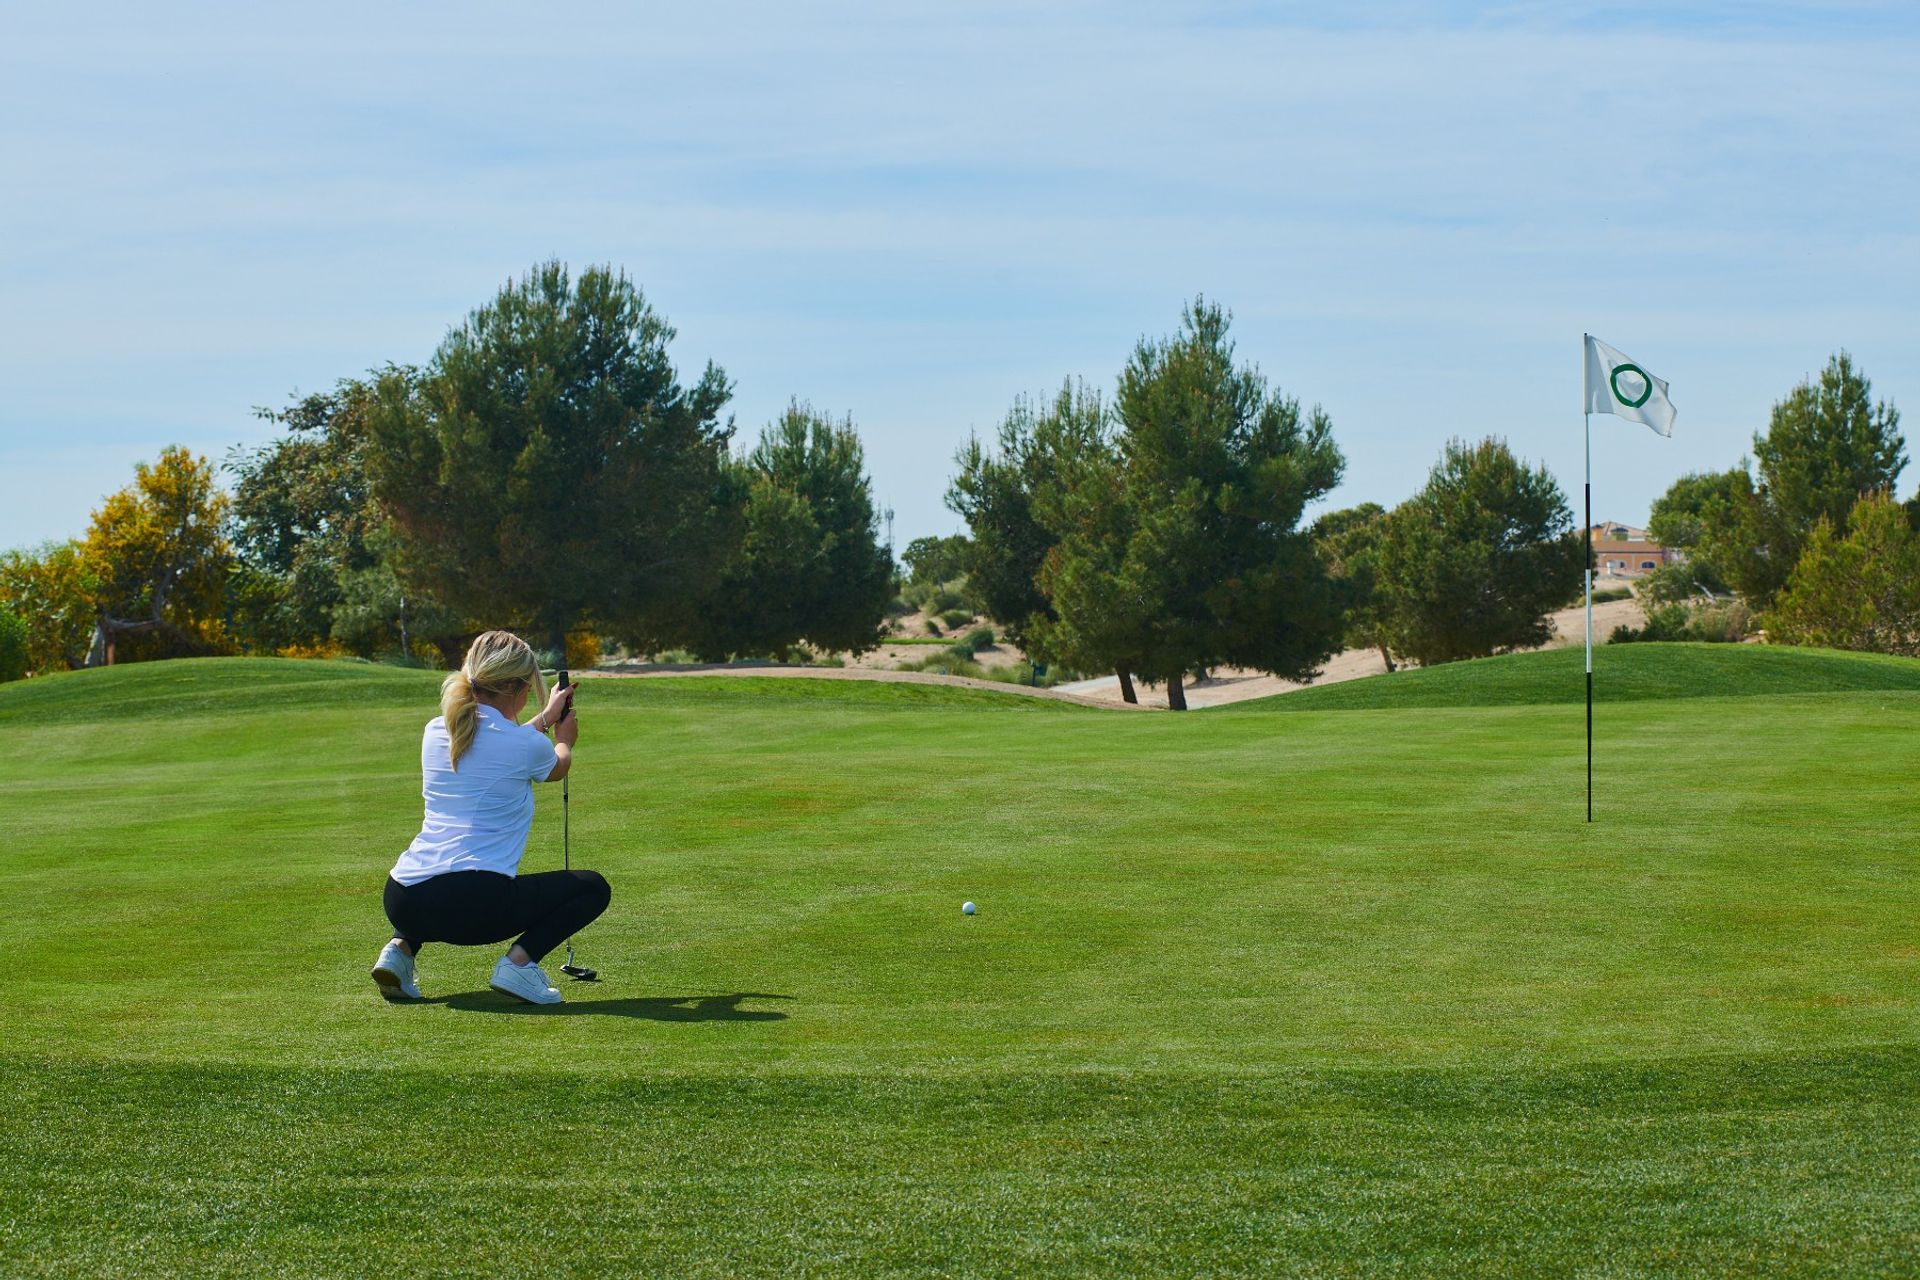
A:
[553,666,598,982]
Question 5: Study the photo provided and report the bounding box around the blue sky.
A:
[2,2,1915,552]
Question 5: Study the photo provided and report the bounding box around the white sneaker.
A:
[489,955,563,1005]
[371,940,422,1001]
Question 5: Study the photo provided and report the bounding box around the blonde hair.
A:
[441,630,548,770]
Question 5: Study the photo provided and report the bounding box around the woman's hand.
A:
[554,699,579,747]
[537,683,576,733]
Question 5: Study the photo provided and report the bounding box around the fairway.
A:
[4,649,1918,1276]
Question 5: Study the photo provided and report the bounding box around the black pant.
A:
[384,870,611,964]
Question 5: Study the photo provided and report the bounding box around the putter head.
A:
[560,963,599,982]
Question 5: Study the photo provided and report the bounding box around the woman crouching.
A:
[371,630,610,1005]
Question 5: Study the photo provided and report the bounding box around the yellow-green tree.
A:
[0,540,102,673]
[82,447,234,665]
[1767,493,1920,656]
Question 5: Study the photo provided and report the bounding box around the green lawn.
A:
[3,650,1917,1276]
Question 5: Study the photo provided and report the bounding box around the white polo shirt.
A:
[390,705,561,886]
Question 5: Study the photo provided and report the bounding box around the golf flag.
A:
[1585,335,1675,437]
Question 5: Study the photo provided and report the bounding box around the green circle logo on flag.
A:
[1610,364,1652,408]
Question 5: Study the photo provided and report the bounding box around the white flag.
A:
[1585,335,1675,437]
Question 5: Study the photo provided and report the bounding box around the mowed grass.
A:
[2,651,1918,1276]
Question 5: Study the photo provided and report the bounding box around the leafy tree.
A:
[1646,467,1745,593]
[1755,352,1905,532]
[1312,503,1395,670]
[0,608,27,682]
[1107,299,1344,708]
[1648,468,1747,552]
[228,383,382,653]
[900,535,971,587]
[0,540,100,673]
[1376,438,1586,665]
[1702,353,1906,605]
[685,404,894,660]
[1766,493,1920,656]
[947,408,1060,653]
[229,386,468,661]
[82,447,234,665]
[1018,381,1150,704]
[365,261,739,656]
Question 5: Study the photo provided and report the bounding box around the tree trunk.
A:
[398,595,410,660]
[549,623,569,672]
[431,634,467,670]
[1167,672,1187,711]
[1378,644,1396,673]
[1116,667,1138,704]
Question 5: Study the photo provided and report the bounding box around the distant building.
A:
[1587,521,1677,577]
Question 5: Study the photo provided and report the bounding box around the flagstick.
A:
[1584,405,1593,824]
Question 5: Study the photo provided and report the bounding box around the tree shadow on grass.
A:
[431,991,793,1021]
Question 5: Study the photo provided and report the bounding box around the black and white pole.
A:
[554,667,596,981]
[1584,393,1594,825]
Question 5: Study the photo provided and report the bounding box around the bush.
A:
[926,586,966,614]
[1766,495,1920,656]
[0,608,28,682]
[1611,600,1753,645]
[924,618,943,636]
[1589,585,1633,604]
[939,608,973,630]
[894,650,987,679]
[276,639,350,660]
[943,626,998,658]
[1635,561,1728,607]
[986,660,1079,688]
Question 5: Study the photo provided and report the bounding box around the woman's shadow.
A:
[432,991,793,1020]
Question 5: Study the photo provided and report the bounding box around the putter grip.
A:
[556,667,574,725]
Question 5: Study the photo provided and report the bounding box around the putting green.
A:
[2,648,1916,1276]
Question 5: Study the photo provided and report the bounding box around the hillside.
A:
[0,656,1086,723]
[1227,642,1920,712]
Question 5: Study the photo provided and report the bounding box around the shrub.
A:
[1611,600,1752,645]
[894,650,986,679]
[566,632,602,671]
[925,618,943,636]
[1588,585,1633,604]
[939,608,974,630]
[0,608,28,682]
[1766,495,1920,656]
[964,626,996,650]
[1634,561,1729,607]
[277,639,350,660]
[926,586,966,615]
[986,660,1078,688]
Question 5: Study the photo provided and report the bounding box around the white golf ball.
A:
[962,901,977,915]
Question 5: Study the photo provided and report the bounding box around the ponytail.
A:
[441,670,480,770]
[441,630,545,770]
